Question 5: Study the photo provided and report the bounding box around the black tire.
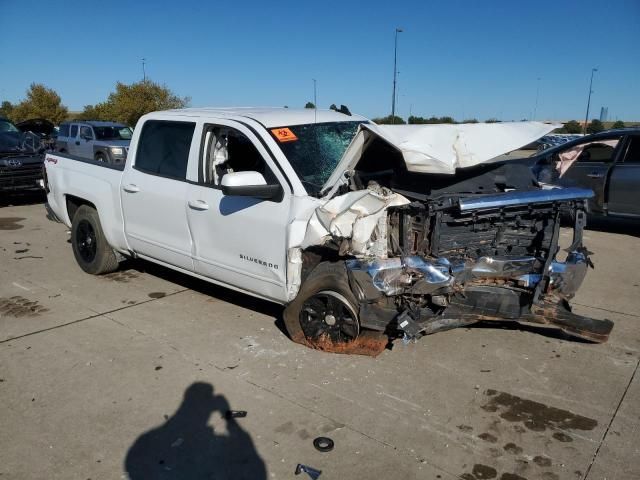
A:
[71,205,119,274]
[95,152,107,163]
[285,262,377,351]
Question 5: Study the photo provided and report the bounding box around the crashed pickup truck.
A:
[43,108,612,355]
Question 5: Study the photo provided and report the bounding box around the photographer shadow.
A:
[124,382,266,480]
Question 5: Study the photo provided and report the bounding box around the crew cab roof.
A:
[158,107,367,128]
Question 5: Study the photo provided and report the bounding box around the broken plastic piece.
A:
[397,311,423,339]
[313,436,334,452]
[224,410,247,419]
[295,464,322,479]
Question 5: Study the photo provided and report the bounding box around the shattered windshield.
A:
[94,126,133,140]
[272,121,364,195]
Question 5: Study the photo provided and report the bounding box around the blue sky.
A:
[1,0,639,121]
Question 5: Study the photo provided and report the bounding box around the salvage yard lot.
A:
[1,201,639,480]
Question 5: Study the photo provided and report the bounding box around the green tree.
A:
[485,118,501,123]
[586,119,605,134]
[11,83,68,124]
[80,80,190,127]
[329,104,338,111]
[77,102,114,121]
[304,102,315,109]
[462,118,479,123]
[372,115,406,124]
[563,120,582,134]
[0,101,15,120]
[611,120,625,129]
[408,115,456,124]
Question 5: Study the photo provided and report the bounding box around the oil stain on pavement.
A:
[0,296,49,317]
[458,389,598,479]
[0,217,25,230]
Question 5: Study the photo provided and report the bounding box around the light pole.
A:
[142,58,147,82]
[391,27,403,124]
[584,68,598,133]
[312,79,317,108]
[533,77,540,120]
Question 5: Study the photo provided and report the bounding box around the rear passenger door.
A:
[121,119,197,270]
[607,135,640,217]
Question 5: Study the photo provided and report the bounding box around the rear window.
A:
[135,120,195,180]
[59,124,70,137]
[70,125,78,138]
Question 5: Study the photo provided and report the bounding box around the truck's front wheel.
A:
[283,262,387,355]
[71,205,119,275]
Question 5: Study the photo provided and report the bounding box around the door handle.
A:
[122,184,140,193]
[188,199,209,211]
[587,172,604,179]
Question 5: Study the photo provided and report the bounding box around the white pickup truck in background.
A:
[43,107,613,355]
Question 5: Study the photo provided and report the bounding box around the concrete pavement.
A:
[1,201,638,479]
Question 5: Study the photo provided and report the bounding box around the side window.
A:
[575,138,621,163]
[622,136,640,164]
[202,126,274,186]
[80,126,93,139]
[135,120,196,180]
[59,124,70,137]
[70,125,78,138]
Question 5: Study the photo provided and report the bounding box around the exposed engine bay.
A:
[299,140,613,347]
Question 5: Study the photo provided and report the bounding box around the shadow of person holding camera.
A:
[125,382,266,480]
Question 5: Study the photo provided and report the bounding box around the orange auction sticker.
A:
[271,128,298,142]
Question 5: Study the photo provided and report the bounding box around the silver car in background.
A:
[56,120,132,165]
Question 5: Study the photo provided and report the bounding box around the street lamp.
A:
[533,77,540,120]
[584,68,598,134]
[391,27,403,124]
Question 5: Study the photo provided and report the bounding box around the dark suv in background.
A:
[0,117,46,193]
[56,120,132,165]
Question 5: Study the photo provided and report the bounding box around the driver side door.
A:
[185,121,291,302]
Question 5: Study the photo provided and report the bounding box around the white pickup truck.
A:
[44,107,613,355]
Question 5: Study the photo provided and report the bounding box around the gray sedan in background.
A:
[534,128,640,218]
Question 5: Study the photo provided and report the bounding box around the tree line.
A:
[0,85,631,134]
[1,81,189,127]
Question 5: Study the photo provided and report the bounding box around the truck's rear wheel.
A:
[71,205,119,275]
[283,262,387,355]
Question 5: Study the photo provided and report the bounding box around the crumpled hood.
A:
[322,121,560,194]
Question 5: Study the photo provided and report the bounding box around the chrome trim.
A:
[459,187,594,212]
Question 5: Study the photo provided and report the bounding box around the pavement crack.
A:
[583,357,640,480]
[0,288,189,344]
[573,302,640,319]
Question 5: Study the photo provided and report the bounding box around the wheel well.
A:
[66,195,96,222]
[95,150,106,159]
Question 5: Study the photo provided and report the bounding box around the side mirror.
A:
[220,171,282,200]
